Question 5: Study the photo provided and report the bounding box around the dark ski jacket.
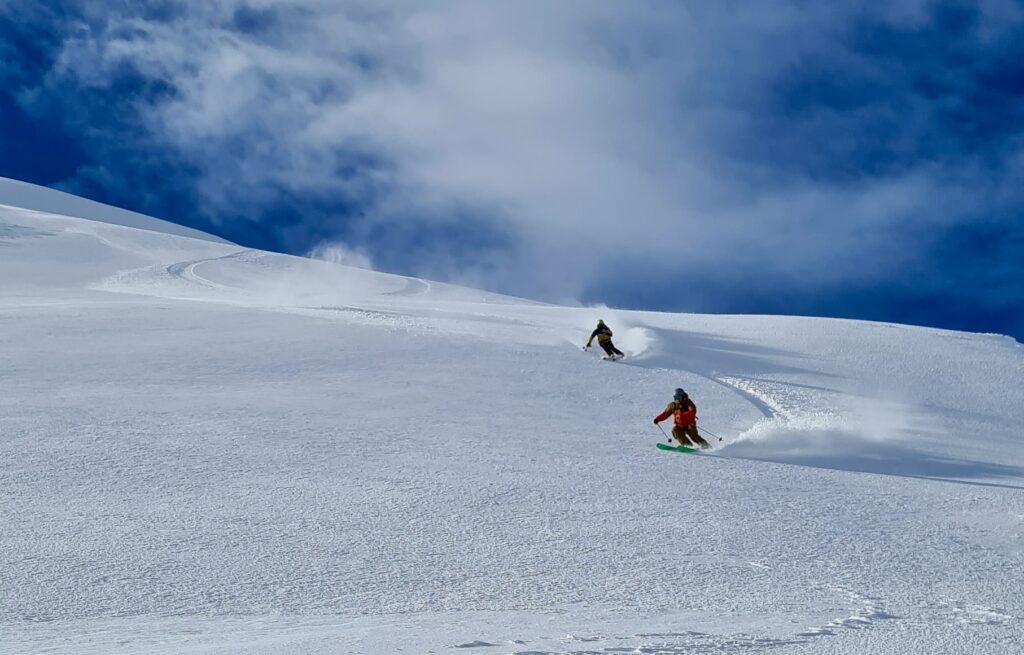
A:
[586,323,613,346]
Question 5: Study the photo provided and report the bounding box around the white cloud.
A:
[28,0,1024,306]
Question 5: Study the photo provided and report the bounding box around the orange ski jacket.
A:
[654,399,697,427]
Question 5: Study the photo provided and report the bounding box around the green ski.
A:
[656,442,699,454]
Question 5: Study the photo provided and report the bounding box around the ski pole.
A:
[655,422,672,443]
[699,425,724,442]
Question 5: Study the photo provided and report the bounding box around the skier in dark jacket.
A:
[654,388,710,449]
[583,319,625,360]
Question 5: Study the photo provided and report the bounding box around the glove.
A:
[652,418,659,425]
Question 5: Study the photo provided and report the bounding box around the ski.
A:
[656,442,700,454]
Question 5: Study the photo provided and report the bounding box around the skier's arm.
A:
[653,402,674,424]
[584,328,599,347]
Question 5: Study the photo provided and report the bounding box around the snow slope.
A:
[2,180,1022,654]
[0,177,228,244]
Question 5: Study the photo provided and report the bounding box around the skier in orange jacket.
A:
[654,388,710,449]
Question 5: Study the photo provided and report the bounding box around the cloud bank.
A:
[3,1,1024,337]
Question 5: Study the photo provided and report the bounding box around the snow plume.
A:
[309,243,374,271]
[722,401,956,480]
[618,325,656,358]
[728,411,888,457]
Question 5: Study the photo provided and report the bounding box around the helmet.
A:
[673,388,686,400]
[597,319,605,324]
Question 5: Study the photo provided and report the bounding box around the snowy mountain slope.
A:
[1,183,1022,654]
[0,176,229,244]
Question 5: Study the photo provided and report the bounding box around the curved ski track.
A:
[165,250,255,290]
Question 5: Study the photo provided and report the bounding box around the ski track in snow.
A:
[706,375,778,420]
[165,251,253,290]
[382,277,432,296]
[2,190,1024,654]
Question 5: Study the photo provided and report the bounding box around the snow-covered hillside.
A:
[2,179,1022,654]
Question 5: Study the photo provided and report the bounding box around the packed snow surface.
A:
[2,180,1023,654]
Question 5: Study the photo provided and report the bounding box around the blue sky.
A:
[2,1,1023,340]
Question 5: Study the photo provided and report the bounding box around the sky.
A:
[2,1,1023,340]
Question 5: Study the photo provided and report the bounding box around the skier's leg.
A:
[600,342,616,357]
[672,425,693,447]
[609,341,625,357]
[685,423,710,448]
